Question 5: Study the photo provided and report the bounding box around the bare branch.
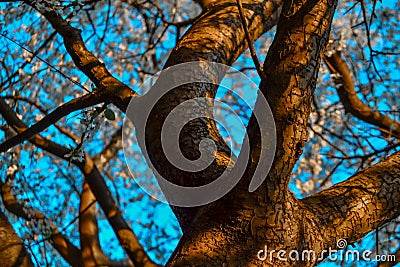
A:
[235,0,267,82]
[323,52,400,139]
[0,92,108,153]
[0,98,161,267]
[23,0,136,111]
[303,151,400,250]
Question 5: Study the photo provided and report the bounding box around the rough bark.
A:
[303,151,400,249]
[0,210,34,267]
[164,0,338,266]
[1,0,399,266]
[146,0,283,232]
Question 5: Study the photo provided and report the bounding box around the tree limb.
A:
[0,98,161,267]
[80,126,132,266]
[0,210,34,267]
[23,0,136,111]
[302,151,400,252]
[0,93,105,153]
[248,0,337,201]
[323,51,400,139]
[80,181,117,266]
[2,95,79,142]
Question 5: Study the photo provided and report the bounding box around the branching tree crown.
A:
[0,0,399,266]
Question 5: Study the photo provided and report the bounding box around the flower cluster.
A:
[4,150,20,177]
[32,0,82,16]
[80,109,102,142]
[25,217,54,240]
[325,33,347,57]
[64,107,103,162]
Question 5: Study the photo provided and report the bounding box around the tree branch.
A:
[248,0,337,201]
[80,181,117,266]
[0,92,108,153]
[80,126,131,267]
[302,151,400,250]
[0,173,84,266]
[23,0,136,111]
[2,95,79,142]
[0,98,160,267]
[0,210,34,267]
[323,51,400,139]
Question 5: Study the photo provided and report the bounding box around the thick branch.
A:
[147,0,283,232]
[0,210,33,267]
[248,0,337,202]
[302,151,400,250]
[80,181,114,266]
[0,177,83,266]
[0,93,107,153]
[80,127,129,267]
[324,52,400,138]
[23,0,136,111]
[0,98,160,267]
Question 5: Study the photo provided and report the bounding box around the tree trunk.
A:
[0,211,33,267]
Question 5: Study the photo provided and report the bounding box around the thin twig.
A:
[235,0,267,83]
[360,0,383,81]
[0,32,90,92]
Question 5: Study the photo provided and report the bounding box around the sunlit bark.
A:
[0,210,33,267]
[0,0,399,266]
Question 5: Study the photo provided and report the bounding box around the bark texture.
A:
[0,211,33,267]
[164,0,340,265]
[0,0,399,266]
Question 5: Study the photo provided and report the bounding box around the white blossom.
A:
[6,164,18,176]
